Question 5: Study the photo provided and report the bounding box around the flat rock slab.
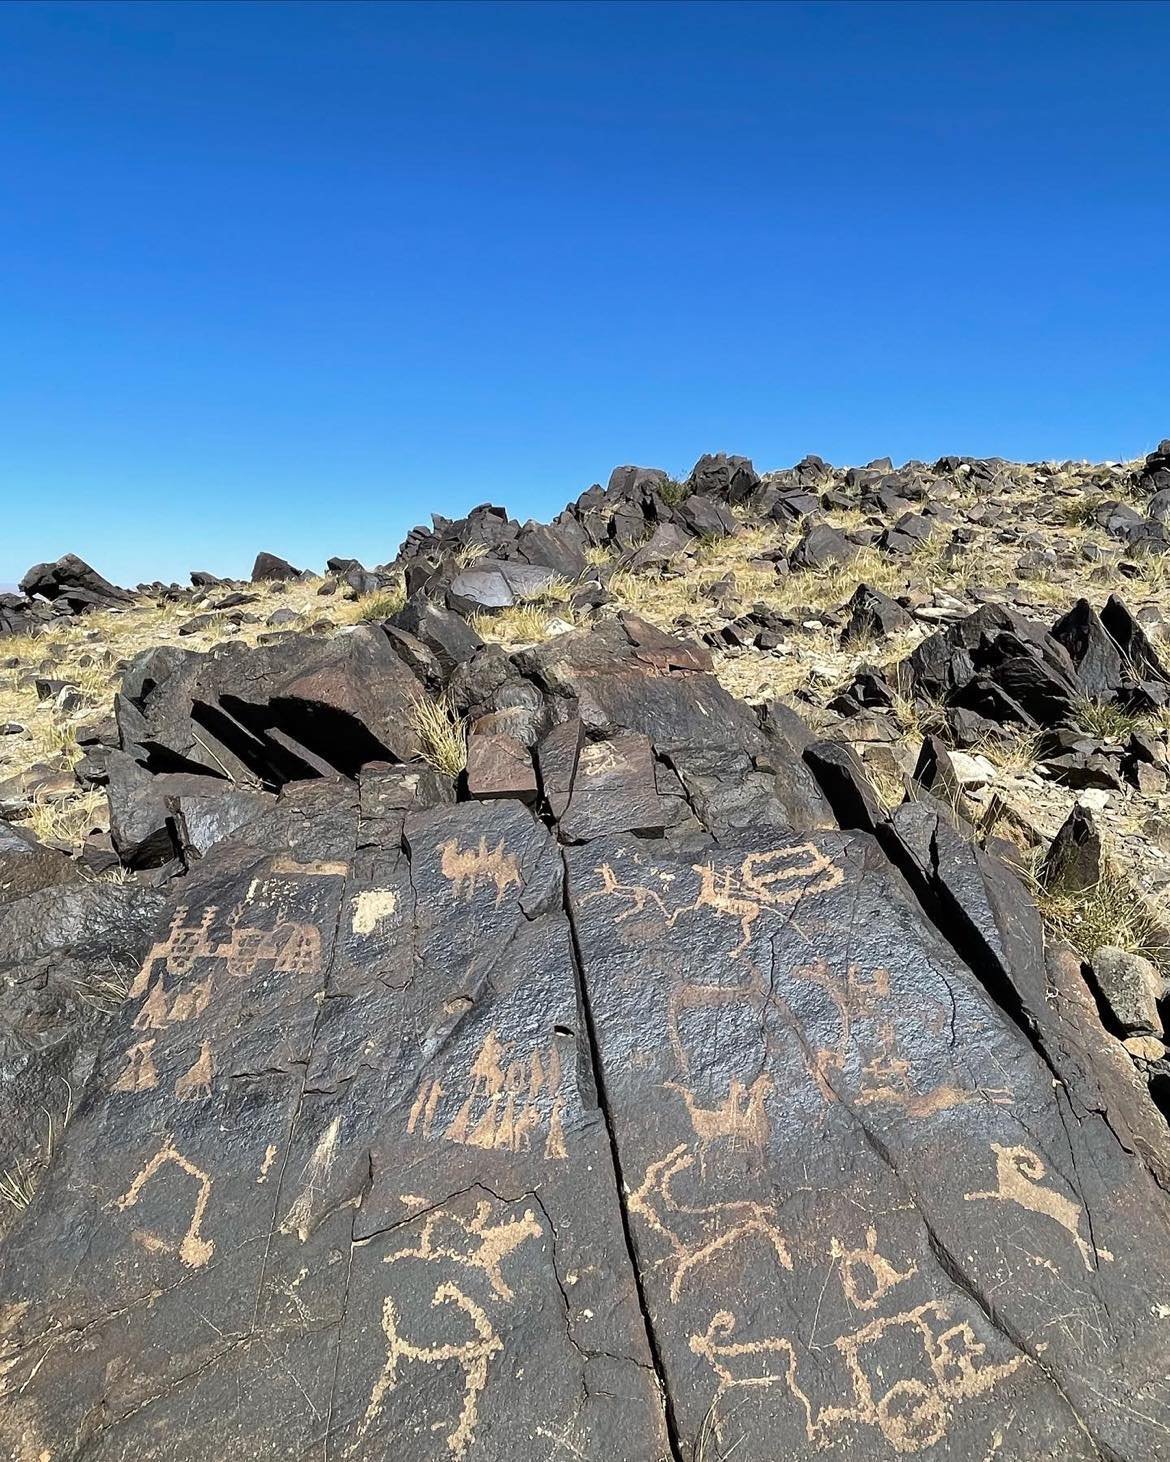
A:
[0,788,668,1461]
[564,831,1170,1460]
[4,644,1170,1459]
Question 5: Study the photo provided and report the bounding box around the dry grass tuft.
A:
[469,603,572,646]
[1029,856,1168,974]
[409,693,467,777]
[345,585,407,623]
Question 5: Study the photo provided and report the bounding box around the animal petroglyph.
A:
[665,1075,772,1167]
[358,1201,543,1458]
[690,1300,1026,1455]
[351,888,399,936]
[592,844,845,957]
[365,1282,501,1461]
[439,837,522,907]
[112,1039,158,1093]
[774,961,1013,1120]
[408,1030,569,1161]
[112,1138,215,1268]
[830,1226,918,1312]
[965,1144,1113,1271]
[629,1143,792,1302]
[856,1021,1013,1120]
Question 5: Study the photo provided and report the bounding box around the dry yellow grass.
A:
[409,692,467,777]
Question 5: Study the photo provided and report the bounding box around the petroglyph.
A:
[439,836,522,907]
[591,844,845,957]
[174,1041,215,1102]
[131,904,324,998]
[665,1075,772,1167]
[281,1114,342,1241]
[269,857,349,877]
[113,1139,215,1268]
[364,1282,501,1460]
[358,1202,543,1458]
[856,1021,1013,1119]
[965,1144,1113,1271]
[112,1039,158,1093]
[629,1144,792,1302]
[408,1030,568,1161]
[351,888,399,935]
[830,1226,918,1311]
[690,1300,1026,1454]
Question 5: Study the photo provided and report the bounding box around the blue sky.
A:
[2,1,1168,586]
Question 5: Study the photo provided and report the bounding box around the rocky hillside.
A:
[2,443,1170,1460]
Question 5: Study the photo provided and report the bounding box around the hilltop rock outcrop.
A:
[2,602,1170,1461]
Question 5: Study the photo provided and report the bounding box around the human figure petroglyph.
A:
[690,1300,1026,1455]
[408,1030,569,1161]
[111,1039,158,1093]
[357,1201,543,1458]
[965,1144,1113,1271]
[830,1226,918,1312]
[174,1041,215,1102]
[629,1143,792,1302]
[439,836,523,907]
[665,1075,772,1168]
[112,1138,215,1268]
[589,844,846,957]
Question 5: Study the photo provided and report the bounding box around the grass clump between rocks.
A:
[409,692,467,777]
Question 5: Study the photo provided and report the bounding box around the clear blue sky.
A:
[2,1,1168,587]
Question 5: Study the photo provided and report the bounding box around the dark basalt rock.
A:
[685,452,760,504]
[789,521,859,571]
[118,625,424,786]
[2,617,1170,1460]
[1039,802,1104,893]
[251,550,302,582]
[840,583,914,646]
[0,878,165,1235]
[1051,597,1127,698]
[19,553,132,612]
[391,593,485,674]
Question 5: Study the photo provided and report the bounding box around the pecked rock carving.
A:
[1,618,1170,1461]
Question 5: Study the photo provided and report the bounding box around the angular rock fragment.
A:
[19,553,132,612]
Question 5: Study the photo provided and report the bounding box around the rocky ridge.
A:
[2,444,1170,1458]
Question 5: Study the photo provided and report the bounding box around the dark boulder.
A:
[789,522,859,571]
[840,584,913,646]
[1039,802,1103,893]
[118,626,424,786]
[250,551,301,582]
[1051,598,1126,699]
[19,553,132,612]
[390,594,485,674]
[685,453,760,503]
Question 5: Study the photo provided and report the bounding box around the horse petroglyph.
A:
[591,844,845,957]
[629,1143,792,1302]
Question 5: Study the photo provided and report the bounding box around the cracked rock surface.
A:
[2,617,1170,1461]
